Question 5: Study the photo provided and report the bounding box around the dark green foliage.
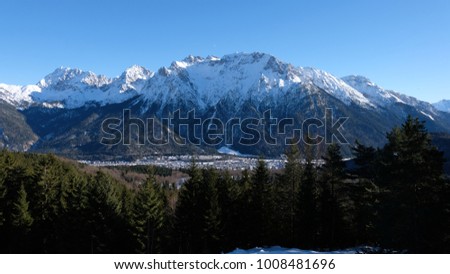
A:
[0,151,138,253]
[224,169,253,249]
[352,140,377,179]
[109,165,173,177]
[249,158,270,246]
[0,154,5,227]
[0,116,448,253]
[378,116,447,252]
[282,145,302,245]
[318,143,346,248]
[297,150,319,248]
[132,168,166,253]
[174,162,217,253]
[10,183,33,252]
[11,184,33,230]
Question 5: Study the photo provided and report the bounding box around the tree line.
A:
[0,116,449,253]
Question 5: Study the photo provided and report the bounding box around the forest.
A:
[0,116,449,253]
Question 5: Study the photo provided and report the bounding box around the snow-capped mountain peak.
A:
[0,52,446,117]
[171,55,215,70]
[341,75,406,107]
[121,65,153,84]
[38,67,111,90]
[109,65,154,94]
[296,69,373,107]
[433,99,450,113]
[38,67,82,87]
[2,52,450,157]
[0,83,40,107]
[182,55,206,64]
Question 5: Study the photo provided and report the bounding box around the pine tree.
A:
[297,146,319,248]
[283,145,302,245]
[201,168,222,253]
[250,158,270,246]
[319,143,345,248]
[11,183,33,231]
[86,171,122,253]
[352,140,377,179]
[379,116,446,252]
[1,153,33,253]
[57,174,91,253]
[175,160,206,253]
[232,169,253,249]
[216,171,238,252]
[133,167,166,253]
[0,155,5,227]
[8,183,33,253]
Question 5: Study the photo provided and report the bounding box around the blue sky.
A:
[0,0,449,102]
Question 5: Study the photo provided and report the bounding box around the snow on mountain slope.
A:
[217,146,252,157]
[167,53,298,107]
[434,100,450,113]
[37,67,111,89]
[112,65,154,93]
[298,69,373,107]
[342,75,439,117]
[0,52,445,114]
[33,66,153,108]
[138,52,373,113]
[0,83,40,107]
[0,66,155,109]
[341,75,405,106]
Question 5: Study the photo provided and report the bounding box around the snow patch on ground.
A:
[228,246,379,254]
[217,146,250,157]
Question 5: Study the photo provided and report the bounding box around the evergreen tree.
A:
[352,140,377,179]
[250,158,270,246]
[232,169,253,249]
[379,116,446,252]
[283,145,302,245]
[319,143,345,248]
[0,153,33,253]
[297,145,319,248]
[201,168,222,253]
[216,171,239,252]
[175,160,207,253]
[347,178,379,246]
[86,171,122,253]
[0,156,5,227]
[133,167,166,253]
[11,183,33,230]
[11,183,33,251]
[57,174,91,253]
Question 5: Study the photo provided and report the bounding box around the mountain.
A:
[0,100,38,150]
[1,52,450,159]
[0,83,40,107]
[434,99,450,113]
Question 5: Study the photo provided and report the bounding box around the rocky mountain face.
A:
[0,100,38,151]
[1,52,450,159]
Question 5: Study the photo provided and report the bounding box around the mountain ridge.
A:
[1,52,450,158]
[434,99,450,113]
[0,52,448,112]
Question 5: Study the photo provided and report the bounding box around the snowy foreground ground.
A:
[229,246,382,254]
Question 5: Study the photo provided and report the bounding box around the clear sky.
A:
[0,0,449,102]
